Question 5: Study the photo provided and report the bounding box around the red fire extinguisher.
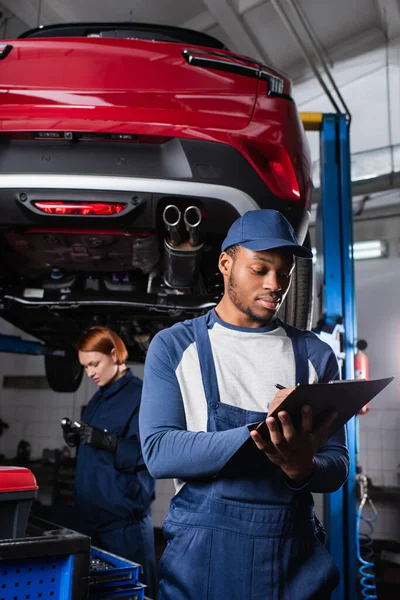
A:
[355,340,369,414]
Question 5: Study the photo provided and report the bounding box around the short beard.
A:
[227,271,274,326]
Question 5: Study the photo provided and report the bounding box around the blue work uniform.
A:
[140,312,350,600]
[75,369,156,598]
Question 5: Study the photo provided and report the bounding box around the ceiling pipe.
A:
[271,0,351,121]
[286,0,351,118]
[287,0,333,68]
[36,0,43,28]
[381,8,396,178]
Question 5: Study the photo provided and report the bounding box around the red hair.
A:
[77,326,128,365]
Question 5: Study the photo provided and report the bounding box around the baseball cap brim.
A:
[238,238,313,259]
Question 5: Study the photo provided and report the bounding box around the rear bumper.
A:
[0,136,309,237]
[0,175,309,244]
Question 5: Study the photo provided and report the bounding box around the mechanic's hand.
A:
[61,418,80,448]
[77,422,118,453]
[62,428,80,448]
[250,392,337,482]
[268,386,297,415]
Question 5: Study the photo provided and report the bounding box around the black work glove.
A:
[77,422,118,453]
[61,418,80,448]
[63,429,80,448]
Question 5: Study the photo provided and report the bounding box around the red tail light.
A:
[244,145,302,204]
[33,201,127,216]
[269,157,300,200]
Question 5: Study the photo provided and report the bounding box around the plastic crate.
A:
[0,516,90,600]
[89,547,141,591]
[89,584,146,600]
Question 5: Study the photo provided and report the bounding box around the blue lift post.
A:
[302,112,357,600]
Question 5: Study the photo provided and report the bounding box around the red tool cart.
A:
[0,466,38,539]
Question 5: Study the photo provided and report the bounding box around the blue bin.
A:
[89,547,141,591]
[89,583,146,600]
[0,516,90,600]
[1,554,80,600]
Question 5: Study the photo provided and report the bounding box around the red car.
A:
[0,23,312,391]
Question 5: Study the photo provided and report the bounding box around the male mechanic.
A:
[140,209,349,600]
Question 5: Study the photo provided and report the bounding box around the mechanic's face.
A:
[78,349,118,387]
[219,246,295,326]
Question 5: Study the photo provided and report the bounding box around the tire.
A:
[277,232,313,330]
[45,354,83,393]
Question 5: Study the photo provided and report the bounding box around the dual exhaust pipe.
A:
[162,204,204,288]
[162,204,202,248]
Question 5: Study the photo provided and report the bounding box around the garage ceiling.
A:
[1,0,400,81]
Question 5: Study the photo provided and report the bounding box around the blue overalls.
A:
[158,315,340,600]
[74,369,157,598]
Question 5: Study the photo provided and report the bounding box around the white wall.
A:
[0,318,97,460]
[355,256,400,540]
[293,36,400,162]
[356,261,400,457]
[0,323,173,527]
[309,211,400,539]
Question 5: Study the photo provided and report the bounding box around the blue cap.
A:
[221,209,312,258]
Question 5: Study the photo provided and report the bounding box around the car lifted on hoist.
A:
[0,22,312,391]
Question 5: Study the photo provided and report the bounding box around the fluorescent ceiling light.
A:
[354,240,388,260]
[312,240,387,262]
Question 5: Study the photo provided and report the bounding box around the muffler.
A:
[163,204,204,288]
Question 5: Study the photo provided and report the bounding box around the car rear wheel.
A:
[278,232,313,330]
[45,354,84,393]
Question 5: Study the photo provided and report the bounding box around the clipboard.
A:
[254,376,394,442]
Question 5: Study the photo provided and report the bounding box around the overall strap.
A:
[192,314,221,407]
[277,320,309,385]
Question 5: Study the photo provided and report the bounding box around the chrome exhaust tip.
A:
[183,206,202,247]
[163,204,181,246]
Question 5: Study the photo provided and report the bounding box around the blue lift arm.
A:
[0,334,64,356]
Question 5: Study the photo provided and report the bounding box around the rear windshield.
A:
[19,22,228,50]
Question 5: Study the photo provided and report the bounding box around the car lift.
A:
[0,334,64,356]
[301,111,357,600]
[0,112,358,600]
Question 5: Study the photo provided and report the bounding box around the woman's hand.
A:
[78,422,119,453]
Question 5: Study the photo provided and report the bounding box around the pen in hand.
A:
[275,383,301,390]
